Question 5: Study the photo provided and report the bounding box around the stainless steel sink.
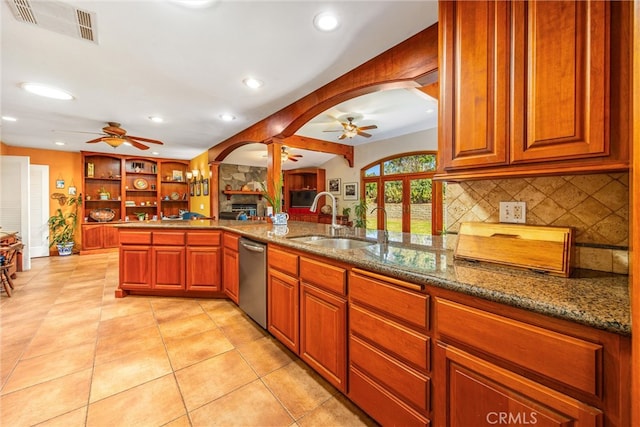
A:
[288,235,376,250]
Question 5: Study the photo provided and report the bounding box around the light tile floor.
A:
[0,253,378,427]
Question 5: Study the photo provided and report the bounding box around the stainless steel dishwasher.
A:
[238,237,267,329]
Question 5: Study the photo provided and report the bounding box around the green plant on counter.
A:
[260,175,283,214]
[48,194,82,249]
[342,207,351,219]
[354,198,367,228]
[134,212,146,220]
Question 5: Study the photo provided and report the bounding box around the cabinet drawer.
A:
[435,298,602,396]
[268,246,298,276]
[350,335,429,413]
[300,257,346,296]
[119,231,151,245]
[349,367,429,427]
[222,232,239,250]
[350,305,429,372]
[187,231,220,246]
[350,270,429,331]
[153,231,185,245]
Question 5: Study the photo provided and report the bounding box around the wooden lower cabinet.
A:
[268,267,299,353]
[348,268,431,426]
[436,343,601,427]
[117,229,222,297]
[300,277,347,392]
[222,233,240,303]
[186,246,220,291]
[81,223,120,253]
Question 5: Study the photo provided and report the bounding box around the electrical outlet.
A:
[499,201,526,223]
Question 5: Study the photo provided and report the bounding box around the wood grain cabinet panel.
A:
[300,282,347,392]
[437,0,627,180]
[222,233,239,303]
[152,246,185,290]
[267,267,299,353]
[119,245,152,289]
[81,224,105,251]
[436,343,602,427]
[186,246,221,292]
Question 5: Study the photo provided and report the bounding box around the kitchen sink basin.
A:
[288,235,376,250]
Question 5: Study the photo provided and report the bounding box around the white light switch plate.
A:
[499,201,526,223]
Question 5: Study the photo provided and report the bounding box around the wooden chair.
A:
[0,242,24,297]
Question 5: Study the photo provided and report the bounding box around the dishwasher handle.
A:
[240,241,266,253]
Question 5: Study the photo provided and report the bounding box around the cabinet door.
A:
[300,283,347,393]
[435,343,602,427]
[103,225,120,248]
[267,268,299,353]
[82,224,104,251]
[439,0,510,170]
[511,0,608,163]
[153,246,185,289]
[186,246,221,292]
[222,248,239,303]
[120,245,152,289]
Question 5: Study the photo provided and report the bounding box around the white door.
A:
[29,165,49,257]
[0,155,31,270]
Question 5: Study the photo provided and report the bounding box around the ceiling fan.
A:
[281,146,303,162]
[84,122,164,150]
[323,116,378,140]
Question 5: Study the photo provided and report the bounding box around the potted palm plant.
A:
[260,175,283,217]
[48,194,82,256]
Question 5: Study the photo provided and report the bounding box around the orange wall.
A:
[188,150,211,216]
[2,142,83,247]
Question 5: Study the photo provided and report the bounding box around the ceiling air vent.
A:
[5,0,98,44]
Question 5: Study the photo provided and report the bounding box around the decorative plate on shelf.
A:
[170,192,180,200]
[133,178,148,190]
[89,208,116,222]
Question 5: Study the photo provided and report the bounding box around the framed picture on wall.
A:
[328,178,341,195]
[56,179,64,189]
[189,182,195,196]
[343,182,358,200]
[196,181,201,196]
[203,178,209,196]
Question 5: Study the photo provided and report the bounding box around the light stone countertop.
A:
[116,220,631,336]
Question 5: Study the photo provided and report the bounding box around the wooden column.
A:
[209,162,220,220]
[266,139,283,211]
[631,1,639,424]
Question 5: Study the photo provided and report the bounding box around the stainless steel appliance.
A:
[238,237,267,328]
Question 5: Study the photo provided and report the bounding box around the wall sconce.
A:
[186,171,193,180]
[192,169,200,182]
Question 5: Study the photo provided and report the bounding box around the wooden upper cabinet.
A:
[438,0,628,180]
[439,0,510,170]
[510,0,608,163]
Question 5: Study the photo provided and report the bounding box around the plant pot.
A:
[99,194,109,200]
[56,242,74,256]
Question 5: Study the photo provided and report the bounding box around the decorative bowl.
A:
[89,208,116,222]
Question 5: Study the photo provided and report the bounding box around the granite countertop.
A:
[116,220,631,336]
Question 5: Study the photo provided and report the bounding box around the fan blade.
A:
[103,125,126,136]
[323,129,343,132]
[290,154,303,158]
[56,130,105,135]
[127,135,164,145]
[358,125,378,131]
[289,157,299,162]
[124,137,150,150]
[85,136,105,143]
[357,131,372,138]
[338,134,347,140]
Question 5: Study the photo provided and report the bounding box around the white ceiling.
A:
[1,0,438,169]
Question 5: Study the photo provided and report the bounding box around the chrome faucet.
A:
[311,191,340,231]
[370,207,389,244]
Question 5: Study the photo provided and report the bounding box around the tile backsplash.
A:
[445,173,629,274]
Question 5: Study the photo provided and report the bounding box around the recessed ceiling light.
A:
[149,116,164,123]
[243,78,263,89]
[2,116,17,122]
[314,12,339,32]
[219,113,236,122]
[54,141,65,146]
[152,151,160,155]
[21,83,74,100]
[426,109,435,114]
[171,0,217,8]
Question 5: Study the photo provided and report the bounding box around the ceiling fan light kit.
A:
[323,116,377,140]
[83,122,164,151]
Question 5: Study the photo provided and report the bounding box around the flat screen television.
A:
[290,189,317,208]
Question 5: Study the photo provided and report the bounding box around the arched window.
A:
[360,151,443,235]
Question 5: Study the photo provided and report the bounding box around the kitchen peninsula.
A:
[115,220,630,426]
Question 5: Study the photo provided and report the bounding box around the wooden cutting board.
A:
[454,222,574,277]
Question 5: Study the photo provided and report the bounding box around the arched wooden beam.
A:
[283,135,354,167]
[208,23,438,164]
